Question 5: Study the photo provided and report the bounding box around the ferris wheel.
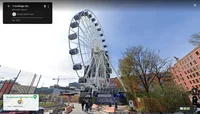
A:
[68,10,112,91]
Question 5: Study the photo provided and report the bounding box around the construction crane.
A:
[52,76,76,85]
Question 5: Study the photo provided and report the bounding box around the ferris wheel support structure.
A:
[68,9,127,95]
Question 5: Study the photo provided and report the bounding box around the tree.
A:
[39,94,46,102]
[151,53,172,88]
[150,85,191,113]
[119,46,171,94]
[118,54,138,105]
[189,32,200,46]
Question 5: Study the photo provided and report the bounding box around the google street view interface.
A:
[1,0,200,114]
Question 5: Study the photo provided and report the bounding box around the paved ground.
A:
[70,103,102,114]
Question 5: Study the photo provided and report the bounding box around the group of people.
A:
[81,99,93,113]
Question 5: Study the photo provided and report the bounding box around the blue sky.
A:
[94,7,200,69]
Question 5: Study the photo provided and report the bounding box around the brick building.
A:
[109,77,121,88]
[170,47,200,91]
[130,72,173,93]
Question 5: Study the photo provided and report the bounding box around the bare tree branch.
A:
[189,32,200,46]
[118,45,172,94]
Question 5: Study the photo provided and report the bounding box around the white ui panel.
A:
[3,94,39,111]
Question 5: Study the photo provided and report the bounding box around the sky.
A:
[0,1,199,87]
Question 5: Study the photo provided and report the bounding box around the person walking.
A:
[89,100,93,111]
[81,100,85,111]
[85,100,89,113]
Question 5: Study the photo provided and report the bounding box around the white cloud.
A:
[0,8,82,87]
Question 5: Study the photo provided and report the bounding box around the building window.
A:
[184,82,186,85]
[180,73,182,77]
[184,71,187,75]
[190,62,193,66]
[193,73,196,77]
[187,58,190,61]
[196,72,200,76]
[193,80,196,83]
[196,51,199,55]
[190,55,194,59]
[197,65,200,70]
[190,81,192,84]
[194,60,197,64]
[186,87,189,90]
[190,75,193,78]
[194,67,197,71]
[182,78,184,81]
[190,69,193,72]
[187,76,189,79]
[196,79,199,83]
[187,64,190,68]
[180,63,182,66]
[182,67,184,70]
[187,70,190,74]
[196,85,198,88]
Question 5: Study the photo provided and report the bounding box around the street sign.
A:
[98,94,111,97]
[129,100,134,108]
[113,94,126,98]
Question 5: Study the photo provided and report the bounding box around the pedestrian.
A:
[85,100,89,113]
[81,100,85,111]
[89,100,93,111]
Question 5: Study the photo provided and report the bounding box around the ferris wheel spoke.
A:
[82,18,96,47]
[79,29,91,46]
[70,41,90,48]
[80,17,93,45]
[78,38,91,48]
[79,25,93,47]
[84,17,94,36]
[84,17,99,44]
[79,40,91,63]
[78,34,90,45]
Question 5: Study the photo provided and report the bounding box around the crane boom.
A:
[52,77,76,85]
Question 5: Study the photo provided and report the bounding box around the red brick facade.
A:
[170,47,200,91]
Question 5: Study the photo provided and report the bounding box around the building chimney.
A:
[174,56,179,61]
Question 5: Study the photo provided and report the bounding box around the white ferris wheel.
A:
[68,9,125,93]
